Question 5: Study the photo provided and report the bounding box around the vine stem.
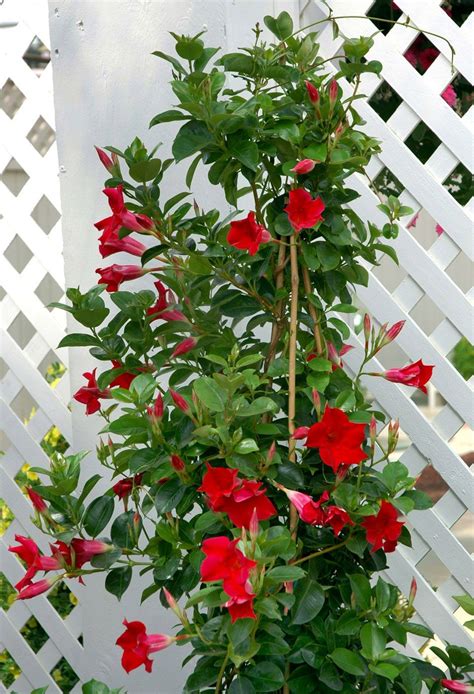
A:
[292,537,351,565]
[215,649,230,694]
[265,240,287,371]
[301,264,324,356]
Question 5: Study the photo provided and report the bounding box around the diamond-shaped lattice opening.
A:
[27,116,55,156]
[0,499,15,537]
[407,209,444,250]
[35,272,64,308]
[41,424,70,457]
[0,572,16,611]
[21,615,49,653]
[416,549,450,590]
[415,464,449,505]
[50,656,79,693]
[372,253,407,292]
[0,357,8,380]
[451,510,474,554]
[449,73,472,116]
[4,234,33,273]
[367,1,402,35]
[372,167,404,197]
[0,158,29,195]
[409,292,444,336]
[405,122,442,164]
[0,79,25,118]
[10,387,38,423]
[14,464,41,489]
[0,648,21,688]
[448,338,474,381]
[39,352,66,385]
[23,36,51,73]
[404,35,439,75]
[0,286,5,302]
[368,80,403,121]
[31,194,61,234]
[48,582,78,619]
[443,162,473,206]
[7,310,36,349]
[0,432,12,453]
[446,250,472,293]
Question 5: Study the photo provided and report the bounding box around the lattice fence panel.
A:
[301,0,473,658]
[0,2,84,692]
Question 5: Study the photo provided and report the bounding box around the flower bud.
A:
[95,146,114,173]
[408,577,417,607]
[266,441,276,464]
[305,80,320,104]
[171,337,197,359]
[169,389,190,414]
[329,79,338,106]
[363,313,371,350]
[26,487,48,515]
[17,576,58,600]
[380,320,405,349]
[292,426,310,440]
[311,389,321,417]
[291,159,316,175]
[387,418,400,453]
[171,454,185,472]
[249,508,259,542]
[369,415,377,446]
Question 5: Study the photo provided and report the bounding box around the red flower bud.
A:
[329,79,338,105]
[291,159,316,175]
[292,426,310,440]
[171,337,197,358]
[305,80,320,104]
[171,454,185,472]
[26,487,48,514]
[363,313,371,349]
[17,576,58,600]
[95,146,114,173]
[369,415,377,446]
[267,441,276,464]
[408,577,417,606]
[169,389,190,414]
[147,394,164,423]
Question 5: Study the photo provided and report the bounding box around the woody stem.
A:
[301,264,325,356]
[265,240,287,371]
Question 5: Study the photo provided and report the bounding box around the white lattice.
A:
[302,0,473,656]
[0,2,83,692]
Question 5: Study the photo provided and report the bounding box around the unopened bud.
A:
[26,487,48,515]
[408,577,417,607]
[171,454,185,472]
[170,389,190,414]
[267,441,276,464]
[387,418,400,453]
[293,426,310,440]
[369,415,377,446]
[249,508,259,542]
[305,80,320,105]
[329,79,338,106]
[363,313,371,350]
[312,389,321,417]
[95,146,114,173]
[380,320,405,349]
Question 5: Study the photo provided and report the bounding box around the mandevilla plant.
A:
[10,12,474,694]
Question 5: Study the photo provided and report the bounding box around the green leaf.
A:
[186,154,202,189]
[307,357,332,372]
[266,565,306,583]
[111,510,136,549]
[291,578,325,625]
[263,11,294,40]
[360,623,386,660]
[349,574,372,610]
[453,594,474,615]
[105,565,132,600]
[149,109,188,127]
[247,662,285,692]
[330,648,366,677]
[151,50,186,74]
[129,159,161,182]
[404,622,433,638]
[229,677,256,694]
[172,120,214,162]
[235,438,259,455]
[83,496,114,537]
[255,597,282,620]
[154,478,186,513]
[58,333,100,348]
[193,376,227,412]
[228,618,254,647]
[316,243,340,271]
[368,663,399,681]
[303,143,327,162]
[236,397,278,417]
[82,680,112,694]
[228,137,259,172]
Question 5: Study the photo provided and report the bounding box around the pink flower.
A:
[116,620,175,673]
[171,337,197,358]
[94,185,153,239]
[435,223,444,236]
[279,487,325,525]
[96,264,145,292]
[291,159,317,175]
[442,84,457,108]
[383,359,434,394]
[227,212,271,256]
[147,281,187,323]
[284,188,325,233]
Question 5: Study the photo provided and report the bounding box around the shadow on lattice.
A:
[22,36,50,74]
[0,158,29,195]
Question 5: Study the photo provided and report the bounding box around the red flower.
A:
[73,369,111,415]
[284,188,325,233]
[305,81,320,104]
[116,619,174,673]
[326,342,353,370]
[281,487,325,525]
[26,487,48,514]
[147,281,187,323]
[51,539,111,571]
[227,212,271,256]
[99,229,147,259]
[109,361,137,389]
[200,536,256,590]
[96,263,145,292]
[305,406,368,473]
[225,592,257,622]
[361,500,404,553]
[94,185,153,239]
[9,535,61,592]
[17,576,57,600]
[441,680,469,693]
[442,84,457,108]
[113,473,144,501]
[325,505,353,536]
[198,465,276,529]
[291,159,317,174]
[171,337,197,358]
[383,359,434,393]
